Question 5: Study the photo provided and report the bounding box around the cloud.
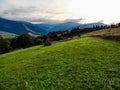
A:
[64,18,85,23]
[0,0,87,24]
[25,18,62,24]
[0,0,86,24]
[0,7,37,17]
[0,0,120,24]
[0,0,66,23]
[29,18,85,24]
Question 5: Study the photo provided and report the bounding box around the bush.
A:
[10,38,18,49]
[44,39,52,46]
[11,34,34,49]
[78,34,81,37]
[0,36,11,54]
[34,38,43,45]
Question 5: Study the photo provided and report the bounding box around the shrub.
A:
[11,34,34,49]
[0,36,11,54]
[44,39,52,46]
[34,38,43,45]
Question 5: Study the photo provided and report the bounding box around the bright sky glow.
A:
[0,0,120,24]
[65,0,120,24]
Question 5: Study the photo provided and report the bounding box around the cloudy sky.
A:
[0,0,120,24]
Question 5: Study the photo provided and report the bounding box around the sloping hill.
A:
[89,28,120,36]
[88,27,120,41]
[0,31,17,38]
[0,37,120,89]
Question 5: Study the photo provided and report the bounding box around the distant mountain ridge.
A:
[0,17,106,35]
[36,22,106,32]
[0,17,47,35]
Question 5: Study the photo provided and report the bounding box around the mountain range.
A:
[36,22,105,32]
[0,18,47,35]
[0,17,105,35]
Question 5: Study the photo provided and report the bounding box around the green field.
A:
[0,36,120,89]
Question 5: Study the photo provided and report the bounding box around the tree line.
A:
[0,22,120,54]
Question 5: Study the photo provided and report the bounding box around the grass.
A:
[0,31,17,39]
[0,36,120,90]
[88,28,120,41]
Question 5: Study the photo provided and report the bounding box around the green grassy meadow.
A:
[0,36,120,89]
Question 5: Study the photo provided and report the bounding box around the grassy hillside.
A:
[0,36,120,90]
[88,28,120,41]
[0,31,17,39]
